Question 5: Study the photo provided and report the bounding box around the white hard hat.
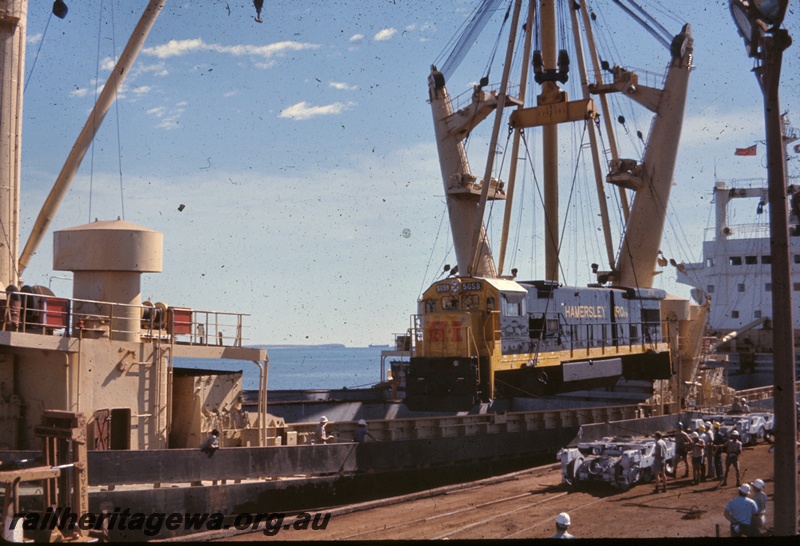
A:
[752,479,765,490]
[320,416,328,423]
[358,419,367,426]
[731,430,739,436]
[739,483,751,495]
[556,513,571,527]
[691,432,699,438]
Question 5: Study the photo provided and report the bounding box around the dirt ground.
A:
[208,441,784,541]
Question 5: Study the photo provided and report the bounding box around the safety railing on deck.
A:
[1,290,248,347]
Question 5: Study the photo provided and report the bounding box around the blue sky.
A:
[18,0,800,346]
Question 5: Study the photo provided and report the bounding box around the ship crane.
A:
[410,0,709,412]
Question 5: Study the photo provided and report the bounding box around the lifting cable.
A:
[87,1,127,222]
[556,122,591,284]
[24,12,54,92]
[419,201,453,297]
[109,0,127,222]
[482,0,514,86]
[437,0,505,82]
[87,1,105,222]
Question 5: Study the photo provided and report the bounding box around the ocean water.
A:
[173,345,392,391]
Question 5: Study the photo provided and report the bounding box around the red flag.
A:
[735,144,757,156]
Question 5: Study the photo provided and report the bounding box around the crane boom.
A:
[614,24,693,288]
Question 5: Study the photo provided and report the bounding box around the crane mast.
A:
[0,0,27,289]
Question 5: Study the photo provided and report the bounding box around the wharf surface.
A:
[175,441,779,541]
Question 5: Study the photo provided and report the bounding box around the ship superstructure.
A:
[677,176,800,337]
[675,115,800,388]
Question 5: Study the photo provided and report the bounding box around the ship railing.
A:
[627,65,665,88]
[0,290,249,347]
[716,176,799,190]
[704,223,770,240]
[448,81,522,113]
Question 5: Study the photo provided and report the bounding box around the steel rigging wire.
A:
[435,0,507,83]
[86,0,127,223]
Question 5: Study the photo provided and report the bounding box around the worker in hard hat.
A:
[710,422,724,479]
[690,431,706,485]
[751,479,767,532]
[673,422,691,479]
[353,419,377,443]
[316,416,334,444]
[722,430,743,487]
[697,424,710,482]
[652,431,668,493]
[724,483,759,537]
[550,512,575,539]
[703,422,715,480]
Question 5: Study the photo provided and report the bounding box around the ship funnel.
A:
[53,220,163,341]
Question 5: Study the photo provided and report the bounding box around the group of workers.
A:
[652,420,742,494]
[670,420,743,487]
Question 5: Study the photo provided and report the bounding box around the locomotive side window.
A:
[425,299,436,313]
[462,294,480,309]
[501,292,526,317]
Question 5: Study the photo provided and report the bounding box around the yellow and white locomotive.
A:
[406,277,671,411]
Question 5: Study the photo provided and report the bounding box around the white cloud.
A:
[374,28,397,42]
[279,101,352,120]
[27,33,43,45]
[329,81,357,91]
[137,62,169,77]
[70,85,102,98]
[146,102,187,130]
[100,56,117,71]
[143,38,319,60]
[349,34,365,44]
[132,86,151,96]
[143,38,205,58]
